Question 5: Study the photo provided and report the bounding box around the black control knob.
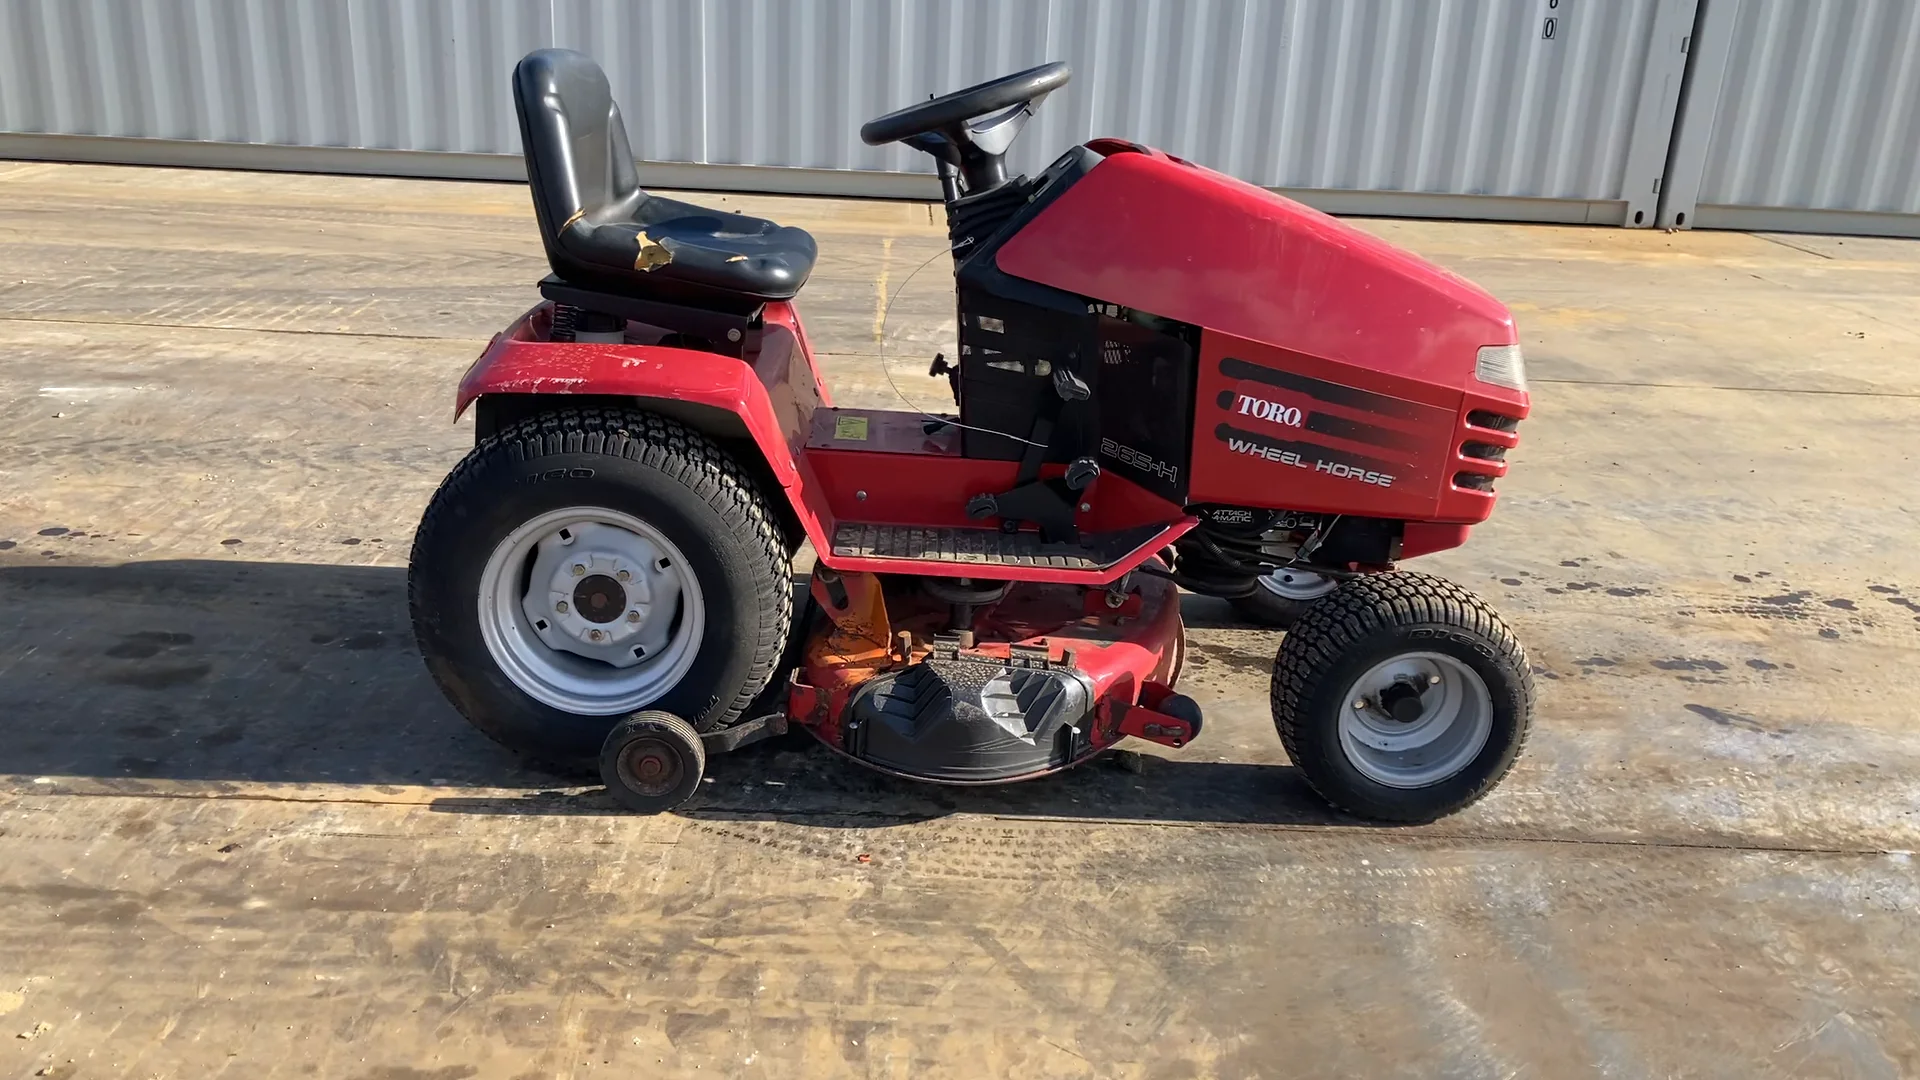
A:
[1064,456,1101,491]
[929,353,959,403]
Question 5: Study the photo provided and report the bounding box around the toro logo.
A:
[1232,393,1303,429]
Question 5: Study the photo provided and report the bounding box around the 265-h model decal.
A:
[1186,337,1457,518]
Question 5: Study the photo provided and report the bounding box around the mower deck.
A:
[787,567,1192,784]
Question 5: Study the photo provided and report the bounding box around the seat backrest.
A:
[512,49,644,277]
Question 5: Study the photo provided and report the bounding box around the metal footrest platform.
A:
[830,523,1164,570]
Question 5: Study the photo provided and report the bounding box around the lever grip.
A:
[1052,366,1090,402]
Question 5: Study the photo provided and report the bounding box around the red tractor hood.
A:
[996,142,1521,410]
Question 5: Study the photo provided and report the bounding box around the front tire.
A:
[409,408,791,764]
[1230,567,1339,628]
[1271,572,1533,823]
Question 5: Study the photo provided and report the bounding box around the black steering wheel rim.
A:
[860,61,1072,146]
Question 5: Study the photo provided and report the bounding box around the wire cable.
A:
[871,235,1048,449]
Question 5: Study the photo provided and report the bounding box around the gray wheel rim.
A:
[1336,651,1493,789]
[1258,568,1339,602]
[476,506,705,716]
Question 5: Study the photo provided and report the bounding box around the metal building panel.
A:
[1658,0,1920,235]
[0,0,1697,225]
[1699,0,1920,215]
[0,0,552,150]
[1024,0,1689,211]
[555,0,701,163]
[757,0,1688,210]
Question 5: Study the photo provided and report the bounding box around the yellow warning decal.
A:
[834,415,870,441]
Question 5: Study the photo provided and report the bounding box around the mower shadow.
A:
[429,741,1356,829]
[0,557,1349,828]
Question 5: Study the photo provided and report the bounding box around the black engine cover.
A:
[1091,313,1194,504]
[845,659,1094,782]
[941,146,1198,503]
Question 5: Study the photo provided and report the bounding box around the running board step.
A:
[830,522,1166,570]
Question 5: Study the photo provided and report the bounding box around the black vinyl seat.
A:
[513,49,817,312]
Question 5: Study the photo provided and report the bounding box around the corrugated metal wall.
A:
[0,0,1699,225]
[1702,0,1920,215]
[1656,0,1920,236]
[0,0,545,152]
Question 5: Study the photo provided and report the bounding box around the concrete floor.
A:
[0,160,1917,1079]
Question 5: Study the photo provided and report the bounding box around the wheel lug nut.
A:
[1353,699,1367,710]
[556,601,568,613]
[589,629,604,642]
[572,564,586,577]
[616,570,631,582]
[627,611,641,624]
[1428,674,1441,685]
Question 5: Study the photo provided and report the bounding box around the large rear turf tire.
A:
[408,408,791,764]
[1271,571,1533,823]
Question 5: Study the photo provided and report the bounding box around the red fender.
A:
[457,301,835,549]
[456,301,1192,585]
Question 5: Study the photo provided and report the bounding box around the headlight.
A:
[1474,344,1527,392]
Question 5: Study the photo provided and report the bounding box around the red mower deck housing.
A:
[786,567,1192,784]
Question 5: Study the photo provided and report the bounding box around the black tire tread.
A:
[601,710,706,812]
[1270,570,1534,822]
[408,406,792,746]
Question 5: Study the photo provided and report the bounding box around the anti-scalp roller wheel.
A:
[600,711,705,813]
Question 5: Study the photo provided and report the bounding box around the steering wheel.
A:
[860,62,1071,146]
[861,62,1071,196]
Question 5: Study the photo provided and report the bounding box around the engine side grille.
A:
[1467,409,1521,433]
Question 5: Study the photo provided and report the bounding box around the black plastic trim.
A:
[539,275,755,358]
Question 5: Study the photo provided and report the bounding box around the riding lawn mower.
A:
[407,51,1534,823]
